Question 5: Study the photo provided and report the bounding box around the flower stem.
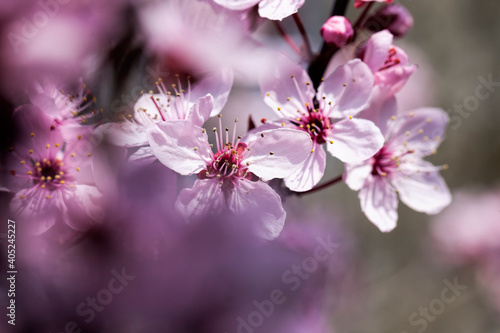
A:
[307,0,351,88]
[292,13,313,60]
[353,2,374,29]
[296,174,343,196]
[274,21,302,56]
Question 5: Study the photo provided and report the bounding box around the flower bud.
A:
[320,16,354,48]
[364,4,413,37]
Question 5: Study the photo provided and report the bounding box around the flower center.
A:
[379,47,401,70]
[197,117,256,190]
[371,146,414,177]
[32,158,68,189]
[293,108,331,144]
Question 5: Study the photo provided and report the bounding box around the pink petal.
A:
[357,93,398,139]
[258,0,305,20]
[129,146,157,165]
[243,128,312,180]
[388,107,449,157]
[213,0,261,10]
[326,118,384,163]
[147,121,212,175]
[175,179,225,220]
[61,185,104,231]
[259,53,315,120]
[190,67,233,117]
[318,59,374,118]
[227,179,285,239]
[359,175,398,232]
[94,121,149,147]
[374,63,417,96]
[284,143,326,192]
[13,104,63,152]
[391,160,452,214]
[344,160,372,191]
[363,30,393,72]
[10,189,57,235]
[185,94,215,127]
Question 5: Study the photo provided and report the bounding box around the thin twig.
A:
[274,21,301,56]
[295,174,343,196]
[292,13,314,60]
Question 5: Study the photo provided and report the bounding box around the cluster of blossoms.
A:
[0,0,460,331]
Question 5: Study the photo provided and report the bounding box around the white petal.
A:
[391,160,452,214]
[326,118,384,163]
[227,180,285,239]
[94,121,149,147]
[318,59,374,118]
[175,179,224,221]
[259,53,315,120]
[185,94,215,126]
[359,175,398,232]
[147,121,211,176]
[258,0,305,20]
[190,67,233,117]
[284,144,326,192]
[243,128,312,180]
[344,160,372,191]
[388,107,449,157]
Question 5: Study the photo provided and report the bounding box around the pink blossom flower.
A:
[212,0,305,20]
[28,77,97,142]
[7,104,103,234]
[358,30,416,98]
[345,103,452,232]
[321,16,354,48]
[96,68,233,164]
[146,112,312,240]
[354,0,392,9]
[259,54,384,192]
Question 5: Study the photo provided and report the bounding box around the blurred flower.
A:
[431,187,500,312]
[364,4,414,37]
[321,16,354,48]
[6,104,103,234]
[259,53,383,192]
[147,114,312,239]
[430,188,500,265]
[0,0,125,93]
[345,104,452,232]
[139,0,271,82]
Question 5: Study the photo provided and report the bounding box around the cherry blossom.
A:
[146,113,312,239]
[96,68,233,164]
[6,104,103,234]
[259,54,384,192]
[345,102,452,232]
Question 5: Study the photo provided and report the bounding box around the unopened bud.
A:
[364,4,413,37]
[320,16,353,48]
